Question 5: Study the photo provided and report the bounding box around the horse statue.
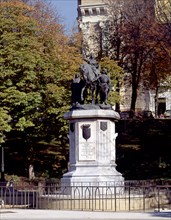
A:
[76,53,111,106]
[79,63,100,104]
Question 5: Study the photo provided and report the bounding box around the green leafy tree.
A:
[0,0,82,177]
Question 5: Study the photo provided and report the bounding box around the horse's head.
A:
[80,64,87,73]
[80,63,97,83]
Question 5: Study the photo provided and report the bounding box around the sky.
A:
[50,0,78,34]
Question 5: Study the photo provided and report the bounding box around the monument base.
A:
[61,165,124,196]
[61,164,123,184]
[61,109,124,196]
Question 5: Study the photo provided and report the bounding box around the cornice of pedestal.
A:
[64,109,120,120]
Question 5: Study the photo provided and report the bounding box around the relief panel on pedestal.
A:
[97,120,117,163]
[98,120,110,163]
[78,121,96,161]
[110,122,117,163]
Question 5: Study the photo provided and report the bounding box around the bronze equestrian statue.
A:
[71,53,111,107]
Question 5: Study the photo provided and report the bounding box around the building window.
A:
[100,8,105,15]
[92,8,97,15]
[158,98,166,115]
[85,9,89,16]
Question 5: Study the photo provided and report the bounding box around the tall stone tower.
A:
[78,0,107,22]
[77,0,156,56]
[77,0,108,55]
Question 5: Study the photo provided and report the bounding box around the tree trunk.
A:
[115,37,121,112]
[154,86,159,118]
[115,80,120,112]
[130,75,137,117]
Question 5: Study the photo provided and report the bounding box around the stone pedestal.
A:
[61,109,124,190]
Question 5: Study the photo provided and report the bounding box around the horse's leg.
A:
[95,84,99,104]
[92,90,95,104]
[91,84,95,105]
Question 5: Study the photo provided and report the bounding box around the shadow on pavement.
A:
[151,211,171,218]
[0,211,16,214]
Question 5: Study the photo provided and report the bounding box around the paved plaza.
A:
[0,209,171,220]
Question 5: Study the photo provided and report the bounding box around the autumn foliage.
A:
[0,0,82,177]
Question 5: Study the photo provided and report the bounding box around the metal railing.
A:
[0,180,171,211]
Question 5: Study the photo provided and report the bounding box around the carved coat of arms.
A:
[100,122,107,131]
[82,124,91,141]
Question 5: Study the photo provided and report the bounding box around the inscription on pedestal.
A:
[79,142,96,161]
